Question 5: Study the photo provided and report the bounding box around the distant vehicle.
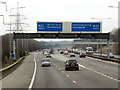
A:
[65,60,79,71]
[70,53,75,57]
[58,49,60,51]
[49,49,54,54]
[44,52,49,55]
[42,58,51,67]
[46,54,51,58]
[109,52,114,58]
[80,53,86,58]
[86,47,93,54]
[60,51,63,54]
[64,51,68,55]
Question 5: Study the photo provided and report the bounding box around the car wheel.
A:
[76,68,79,71]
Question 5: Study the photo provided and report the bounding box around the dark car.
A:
[65,60,79,71]
[60,51,63,54]
[46,54,51,58]
[80,53,86,58]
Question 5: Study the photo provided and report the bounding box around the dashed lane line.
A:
[78,64,119,82]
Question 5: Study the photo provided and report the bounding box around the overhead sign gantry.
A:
[14,21,106,39]
[37,22,102,33]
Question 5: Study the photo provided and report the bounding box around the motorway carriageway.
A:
[2,51,119,88]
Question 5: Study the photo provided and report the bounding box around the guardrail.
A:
[0,57,25,72]
[69,50,120,63]
[86,54,120,63]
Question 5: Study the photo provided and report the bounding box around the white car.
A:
[42,58,51,67]
[109,53,114,58]
[70,53,75,57]
[64,51,68,55]
[44,52,49,55]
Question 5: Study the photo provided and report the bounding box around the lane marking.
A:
[28,57,37,89]
[73,80,76,84]
[53,53,119,82]
[66,75,69,78]
[78,63,119,82]
[62,71,64,73]
[59,68,61,70]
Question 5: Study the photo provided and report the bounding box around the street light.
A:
[108,6,120,8]
[0,15,4,24]
[91,18,111,21]
[0,1,7,11]
[108,2,120,56]
[91,18,111,57]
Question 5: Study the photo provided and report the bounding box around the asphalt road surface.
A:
[2,51,119,89]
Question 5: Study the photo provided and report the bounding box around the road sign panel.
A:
[72,22,101,32]
[37,22,62,32]
[11,53,15,59]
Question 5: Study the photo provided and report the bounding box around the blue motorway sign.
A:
[72,22,101,32]
[11,53,15,59]
[37,22,62,32]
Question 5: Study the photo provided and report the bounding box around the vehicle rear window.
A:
[68,60,77,64]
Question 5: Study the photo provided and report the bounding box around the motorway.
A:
[2,50,119,89]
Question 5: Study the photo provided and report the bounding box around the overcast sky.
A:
[0,0,119,41]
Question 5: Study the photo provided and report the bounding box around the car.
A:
[70,53,75,57]
[46,54,51,58]
[80,53,86,58]
[64,51,68,55]
[44,52,49,55]
[65,60,79,71]
[60,51,63,54]
[109,52,114,58]
[41,58,51,67]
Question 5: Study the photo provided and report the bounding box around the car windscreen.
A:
[68,60,77,64]
[43,58,50,62]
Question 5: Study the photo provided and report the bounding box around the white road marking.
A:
[78,63,119,82]
[73,80,76,84]
[66,75,69,78]
[28,57,37,89]
[52,53,119,82]
[62,71,64,73]
[59,68,61,70]
[78,64,85,68]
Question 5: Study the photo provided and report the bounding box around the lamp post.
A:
[91,18,111,57]
[0,1,7,11]
[108,2,120,56]
[0,15,4,24]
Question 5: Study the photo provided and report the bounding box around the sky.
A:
[0,0,119,41]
